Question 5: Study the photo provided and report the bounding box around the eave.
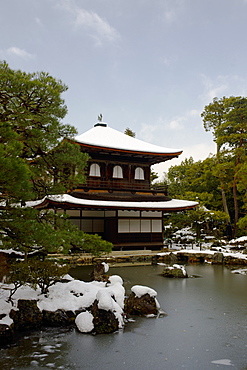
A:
[32,194,198,212]
[68,139,182,165]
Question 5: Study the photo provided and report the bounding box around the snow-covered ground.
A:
[0,272,126,332]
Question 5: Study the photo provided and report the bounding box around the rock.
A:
[212,252,224,264]
[124,292,158,316]
[157,252,178,264]
[162,264,188,278]
[90,300,119,334]
[0,323,14,345]
[91,262,109,282]
[224,255,247,266]
[10,299,42,331]
[42,309,75,327]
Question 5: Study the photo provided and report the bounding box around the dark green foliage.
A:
[201,96,247,233]
[6,262,30,304]
[162,156,222,210]
[77,233,112,257]
[7,259,70,298]
[124,127,136,137]
[0,62,112,257]
[28,260,69,295]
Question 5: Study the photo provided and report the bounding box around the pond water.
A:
[0,264,246,370]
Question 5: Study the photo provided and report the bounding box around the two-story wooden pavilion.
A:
[35,122,197,250]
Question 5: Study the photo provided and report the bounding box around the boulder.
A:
[124,292,158,316]
[42,309,75,327]
[224,255,247,266]
[162,264,188,278]
[10,299,42,331]
[157,252,178,264]
[90,300,119,334]
[212,252,224,264]
[91,262,109,282]
[0,323,14,345]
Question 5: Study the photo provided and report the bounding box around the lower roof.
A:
[31,194,198,212]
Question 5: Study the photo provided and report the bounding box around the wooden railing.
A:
[79,178,168,195]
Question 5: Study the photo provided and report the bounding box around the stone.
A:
[124,292,158,316]
[162,265,188,278]
[91,262,109,282]
[42,309,75,327]
[0,323,14,345]
[212,252,224,264]
[10,299,42,331]
[224,256,247,266]
[90,300,119,334]
[157,252,178,264]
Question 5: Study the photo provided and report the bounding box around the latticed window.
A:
[89,163,101,177]
[134,167,144,180]
[113,165,123,178]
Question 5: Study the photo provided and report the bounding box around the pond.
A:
[0,264,246,369]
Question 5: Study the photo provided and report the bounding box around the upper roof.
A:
[74,123,182,157]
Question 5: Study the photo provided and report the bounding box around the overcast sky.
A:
[1,0,247,178]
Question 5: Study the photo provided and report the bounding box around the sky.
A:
[1,0,247,179]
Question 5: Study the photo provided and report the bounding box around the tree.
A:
[201,97,230,217]
[201,96,247,234]
[0,62,112,257]
[161,157,222,211]
[124,127,136,137]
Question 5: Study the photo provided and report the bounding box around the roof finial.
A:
[98,113,103,122]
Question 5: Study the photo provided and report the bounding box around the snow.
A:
[0,266,161,333]
[106,275,125,309]
[131,285,157,298]
[211,359,233,366]
[0,248,23,256]
[0,274,126,330]
[75,124,182,155]
[102,262,109,273]
[157,247,247,262]
[75,311,94,333]
[173,264,187,276]
[29,193,198,211]
[96,289,114,311]
[231,268,247,275]
[229,236,247,244]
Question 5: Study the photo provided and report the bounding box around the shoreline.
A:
[51,248,247,267]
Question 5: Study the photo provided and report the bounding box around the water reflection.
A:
[0,264,246,369]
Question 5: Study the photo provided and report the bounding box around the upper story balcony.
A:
[77,177,168,196]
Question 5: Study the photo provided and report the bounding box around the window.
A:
[89,163,100,177]
[113,165,123,178]
[134,167,144,180]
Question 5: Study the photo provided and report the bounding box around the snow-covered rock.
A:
[162,264,188,278]
[75,311,94,333]
[125,285,159,316]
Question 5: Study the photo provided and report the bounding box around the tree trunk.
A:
[232,180,239,237]
[220,186,230,219]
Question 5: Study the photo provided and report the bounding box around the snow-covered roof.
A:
[74,123,182,156]
[31,194,198,211]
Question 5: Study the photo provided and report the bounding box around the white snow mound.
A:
[75,311,94,333]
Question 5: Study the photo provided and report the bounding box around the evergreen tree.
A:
[201,96,247,233]
[0,62,112,256]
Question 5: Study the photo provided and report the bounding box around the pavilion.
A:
[34,122,197,250]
